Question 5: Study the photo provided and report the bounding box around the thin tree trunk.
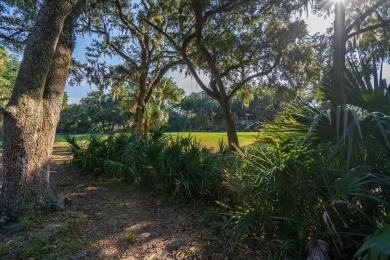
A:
[132,43,148,136]
[0,0,84,221]
[333,0,347,107]
[220,96,239,149]
[133,87,146,136]
[143,115,149,136]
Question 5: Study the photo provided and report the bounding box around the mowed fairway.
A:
[165,132,259,148]
[55,134,97,142]
[56,132,259,148]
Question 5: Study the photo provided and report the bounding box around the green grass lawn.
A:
[55,134,102,142]
[56,132,259,148]
[165,132,259,148]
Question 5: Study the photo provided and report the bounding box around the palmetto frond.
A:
[354,225,390,260]
[344,60,390,114]
[322,57,390,113]
[104,159,130,179]
[303,107,390,169]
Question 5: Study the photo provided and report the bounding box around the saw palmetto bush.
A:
[354,225,390,259]
[64,133,138,173]
[66,131,225,201]
[222,116,390,258]
[221,61,390,258]
[221,140,321,253]
[158,135,225,200]
[64,134,111,173]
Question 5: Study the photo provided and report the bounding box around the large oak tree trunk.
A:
[37,0,84,203]
[0,0,84,221]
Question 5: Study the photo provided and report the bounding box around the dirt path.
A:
[0,145,263,259]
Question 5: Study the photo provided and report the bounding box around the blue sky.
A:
[63,10,389,103]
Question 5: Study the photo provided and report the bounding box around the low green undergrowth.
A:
[1,211,88,259]
[219,105,390,258]
[65,112,390,258]
[65,131,228,202]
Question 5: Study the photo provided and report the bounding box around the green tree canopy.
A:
[58,91,127,134]
[0,46,18,109]
[81,0,183,135]
[147,0,310,148]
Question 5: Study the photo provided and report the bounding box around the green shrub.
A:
[221,106,390,258]
[65,134,110,173]
[66,131,226,202]
[354,225,390,259]
[159,135,224,200]
[221,139,321,256]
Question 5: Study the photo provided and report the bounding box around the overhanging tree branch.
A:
[204,0,252,19]
[221,63,244,78]
[146,18,216,97]
[192,0,227,97]
[145,59,184,103]
[181,50,217,99]
[347,19,390,39]
[113,0,144,40]
[89,27,138,69]
[0,31,26,45]
[228,53,282,99]
[345,0,387,34]
[145,19,181,51]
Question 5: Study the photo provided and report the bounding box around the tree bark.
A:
[133,87,146,136]
[0,0,84,221]
[333,0,347,107]
[191,0,240,149]
[132,41,148,136]
[219,95,239,149]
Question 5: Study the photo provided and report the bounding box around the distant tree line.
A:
[57,91,127,134]
[167,90,289,132]
[58,83,301,134]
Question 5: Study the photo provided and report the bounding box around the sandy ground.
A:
[0,145,265,259]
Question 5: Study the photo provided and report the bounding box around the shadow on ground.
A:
[0,145,265,259]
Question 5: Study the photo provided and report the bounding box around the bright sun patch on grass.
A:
[56,132,259,148]
[165,132,259,148]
